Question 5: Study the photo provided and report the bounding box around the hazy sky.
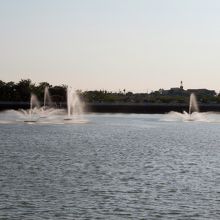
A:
[1,0,220,92]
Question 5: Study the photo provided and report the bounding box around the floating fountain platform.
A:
[39,116,47,118]
[23,120,38,123]
[185,117,195,122]
[64,118,72,121]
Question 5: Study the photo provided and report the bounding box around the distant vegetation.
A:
[1,79,220,104]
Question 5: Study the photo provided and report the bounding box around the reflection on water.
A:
[0,114,220,219]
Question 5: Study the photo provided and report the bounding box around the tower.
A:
[180,81,183,90]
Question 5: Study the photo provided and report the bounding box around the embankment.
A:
[1,102,220,113]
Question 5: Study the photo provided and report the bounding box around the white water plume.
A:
[66,87,84,120]
[189,93,199,114]
[44,86,53,109]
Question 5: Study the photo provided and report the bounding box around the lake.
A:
[0,113,220,219]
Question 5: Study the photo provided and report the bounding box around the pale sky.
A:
[1,0,220,92]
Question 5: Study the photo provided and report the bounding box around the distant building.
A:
[187,89,216,97]
[161,81,186,96]
[155,81,216,97]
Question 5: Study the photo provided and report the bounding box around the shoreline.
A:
[1,101,220,114]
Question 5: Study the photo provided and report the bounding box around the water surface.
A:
[0,114,220,219]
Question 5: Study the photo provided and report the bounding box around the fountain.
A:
[184,93,200,121]
[0,85,88,124]
[189,93,199,115]
[165,93,204,122]
[43,86,53,109]
[39,86,55,118]
[65,86,84,121]
[24,94,40,122]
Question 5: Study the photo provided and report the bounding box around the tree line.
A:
[1,79,220,104]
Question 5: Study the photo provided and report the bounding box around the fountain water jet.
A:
[65,86,84,121]
[44,86,53,109]
[23,94,40,122]
[189,93,199,114]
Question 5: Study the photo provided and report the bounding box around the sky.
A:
[1,0,220,92]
